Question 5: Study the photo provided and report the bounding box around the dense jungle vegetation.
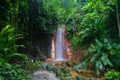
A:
[0,0,120,80]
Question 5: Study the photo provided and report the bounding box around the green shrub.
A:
[75,38,120,76]
[24,60,42,74]
[0,25,27,62]
[0,25,31,80]
[111,56,120,71]
[0,63,31,80]
[104,70,120,80]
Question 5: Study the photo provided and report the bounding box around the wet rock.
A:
[32,71,58,80]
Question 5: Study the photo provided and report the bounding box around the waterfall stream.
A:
[54,27,68,62]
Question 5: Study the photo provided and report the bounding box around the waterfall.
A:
[54,27,68,62]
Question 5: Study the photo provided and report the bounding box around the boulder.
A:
[33,70,58,80]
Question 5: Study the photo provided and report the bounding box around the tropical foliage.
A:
[104,70,120,80]
[0,0,120,79]
[67,0,120,76]
[0,25,31,80]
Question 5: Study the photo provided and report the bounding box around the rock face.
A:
[29,44,47,61]
[32,71,58,80]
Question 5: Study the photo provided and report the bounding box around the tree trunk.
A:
[116,3,120,34]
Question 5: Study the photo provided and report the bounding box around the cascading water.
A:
[54,27,68,62]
